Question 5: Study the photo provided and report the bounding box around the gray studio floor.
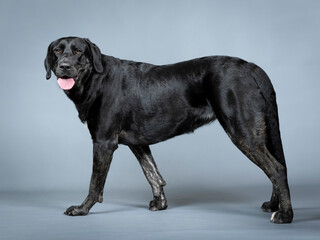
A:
[1,184,319,240]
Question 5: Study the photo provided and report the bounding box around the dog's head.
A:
[44,37,103,90]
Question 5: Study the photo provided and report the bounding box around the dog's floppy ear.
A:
[84,38,103,73]
[44,41,55,80]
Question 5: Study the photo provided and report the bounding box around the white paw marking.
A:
[271,212,277,221]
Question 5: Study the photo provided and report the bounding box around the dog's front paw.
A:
[64,205,89,216]
[261,201,279,212]
[270,210,293,224]
[149,196,167,211]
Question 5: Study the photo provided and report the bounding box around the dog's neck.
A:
[63,55,117,123]
[64,71,103,123]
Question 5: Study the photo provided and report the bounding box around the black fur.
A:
[45,37,293,223]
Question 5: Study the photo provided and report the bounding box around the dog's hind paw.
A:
[270,210,293,224]
[149,196,167,211]
[261,201,279,212]
[64,205,89,216]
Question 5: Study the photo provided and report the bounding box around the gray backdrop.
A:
[0,0,319,192]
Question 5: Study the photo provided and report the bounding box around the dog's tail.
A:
[251,66,286,167]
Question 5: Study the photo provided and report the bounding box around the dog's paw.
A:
[149,196,167,211]
[64,205,89,216]
[261,201,279,212]
[270,210,293,224]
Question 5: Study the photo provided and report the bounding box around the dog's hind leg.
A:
[261,184,279,212]
[206,69,293,223]
[129,145,167,211]
[241,140,293,224]
[221,110,293,223]
[216,109,293,223]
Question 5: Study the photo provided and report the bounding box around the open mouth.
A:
[57,77,76,90]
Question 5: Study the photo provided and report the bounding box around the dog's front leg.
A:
[64,140,117,216]
[129,145,167,211]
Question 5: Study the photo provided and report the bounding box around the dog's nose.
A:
[59,62,71,71]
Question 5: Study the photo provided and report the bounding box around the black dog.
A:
[44,37,293,223]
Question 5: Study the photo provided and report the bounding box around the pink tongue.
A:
[57,78,75,90]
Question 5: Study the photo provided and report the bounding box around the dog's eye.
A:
[54,48,62,54]
[75,49,82,54]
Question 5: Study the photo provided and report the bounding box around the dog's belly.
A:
[118,106,216,145]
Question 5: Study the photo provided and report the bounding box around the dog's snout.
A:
[59,62,71,71]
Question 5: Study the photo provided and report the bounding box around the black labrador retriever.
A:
[44,37,293,223]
